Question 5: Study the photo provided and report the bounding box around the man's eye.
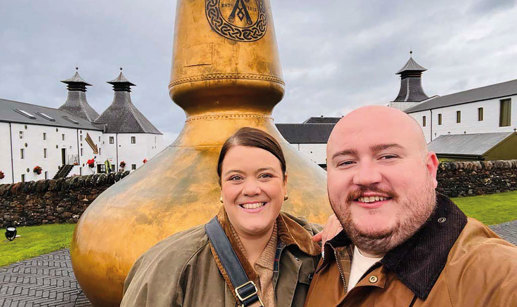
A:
[337,160,355,167]
[380,154,398,160]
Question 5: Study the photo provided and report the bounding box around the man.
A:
[305,106,517,306]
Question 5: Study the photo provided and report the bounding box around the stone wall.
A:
[0,172,129,228]
[1,160,516,227]
[437,160,517,197]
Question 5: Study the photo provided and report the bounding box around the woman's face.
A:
[220,145,287,238]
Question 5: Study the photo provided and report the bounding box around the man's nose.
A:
[242,179,261,196]
[352,161,382,186]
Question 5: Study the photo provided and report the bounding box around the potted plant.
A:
[0,170,4,179]
[87,158,95,168]
[33,166,42,175]
[142,158,148,164]
[119,161,126,169]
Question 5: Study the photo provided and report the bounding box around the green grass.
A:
[0,223,76,267]
[452,190,517,225]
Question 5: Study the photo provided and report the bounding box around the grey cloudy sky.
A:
[1,0,516,143]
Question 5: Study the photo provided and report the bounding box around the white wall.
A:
[290,143,327,165]
[0,123,13,184]
[10,123,79,182]
[409,96,517,143]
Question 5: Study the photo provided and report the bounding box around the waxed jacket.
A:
[304,194,517,307]
[121,209,321,307]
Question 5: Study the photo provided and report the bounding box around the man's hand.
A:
[312,214,342,247]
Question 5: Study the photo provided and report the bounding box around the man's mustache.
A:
[346,185,398,203]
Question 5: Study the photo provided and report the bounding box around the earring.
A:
[220,196,223,203]
[284,194,289,201]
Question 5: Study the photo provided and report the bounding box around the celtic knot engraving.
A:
[205,0,267,42]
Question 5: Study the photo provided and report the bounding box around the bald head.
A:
[328,105,428,160]
[326,105,439,256]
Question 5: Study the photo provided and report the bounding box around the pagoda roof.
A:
[396,56,427,74]
[61,69,92,86]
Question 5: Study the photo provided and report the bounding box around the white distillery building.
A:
[387,54,517,160]
[0,69,164,184]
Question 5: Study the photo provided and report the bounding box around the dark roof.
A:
[396,57,427,74]
[428,132,514,156]
[276,123,334,144]
[95,72,161,134]
[406,78,517,113]
[303,116,341,124]
[0,98,102,130]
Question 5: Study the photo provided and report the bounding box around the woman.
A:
[121,127,324,307]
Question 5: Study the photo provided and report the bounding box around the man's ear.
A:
[426,152,439,188]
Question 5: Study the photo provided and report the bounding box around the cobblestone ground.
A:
[0,249,90,307]
[0,220,516,306]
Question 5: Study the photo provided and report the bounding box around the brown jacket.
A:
[121,209,321,307]
[304,195,517,307]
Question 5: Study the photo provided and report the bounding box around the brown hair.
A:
[217,127,286,181]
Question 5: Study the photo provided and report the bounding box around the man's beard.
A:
[331,178,436,256]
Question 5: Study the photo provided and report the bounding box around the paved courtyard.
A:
[1,220,516,306]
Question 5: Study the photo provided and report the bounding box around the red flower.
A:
[33,166,42,175]
[87,158,95,168]
[0,171,4,179]
[120,161,126,168]
[143,159,147,164]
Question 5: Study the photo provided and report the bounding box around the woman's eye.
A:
[228,175,243,181]
[259,173,273,179]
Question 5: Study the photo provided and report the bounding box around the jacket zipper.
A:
[333,248,347,290]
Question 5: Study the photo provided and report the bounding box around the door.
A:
[61,148,66,165]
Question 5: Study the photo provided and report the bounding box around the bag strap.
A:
[205,217,263,307]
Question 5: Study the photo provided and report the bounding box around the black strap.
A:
[205,217,263,307]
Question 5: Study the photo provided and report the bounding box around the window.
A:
[44,148,47,158]
[36,112,55,122]
[80,148,83,156]
[500,99,512,127]
[43,132,46,140]
[19,131,23,139]
[99,148,102,155]
[456,111,461,123]
[62,134,65,141]
[422,116,426,127]
[131,136,136,144]
[132,164,137,170]
[21,174,25,182]
[99,136,101,142]
[80,135,83,141]
[20,148,24,159]
[109,136,114,144]
[438,114,442,125]
[478,107,483,121]
[44,171,48,180]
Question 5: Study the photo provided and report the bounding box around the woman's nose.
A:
[242,179,261,196]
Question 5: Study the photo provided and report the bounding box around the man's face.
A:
[327,106,439,256]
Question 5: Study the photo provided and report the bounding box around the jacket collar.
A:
[214,207,321,282]
[324,194,467,300]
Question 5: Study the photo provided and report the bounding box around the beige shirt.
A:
[347,246,383,292]
[230,223,278,307]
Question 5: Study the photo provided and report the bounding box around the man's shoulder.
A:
[446,217,517,277]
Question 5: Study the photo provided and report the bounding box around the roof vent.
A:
[36,112,56,122]
[62,115,79,124]
[13,109,36,119]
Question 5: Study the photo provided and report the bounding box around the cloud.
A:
[1,0,516,133]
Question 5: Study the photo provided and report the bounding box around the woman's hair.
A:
[217,127,286,180]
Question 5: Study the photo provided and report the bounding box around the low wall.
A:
[436,160,517,197]
[0,172,129,228]
[1,160,516,227]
